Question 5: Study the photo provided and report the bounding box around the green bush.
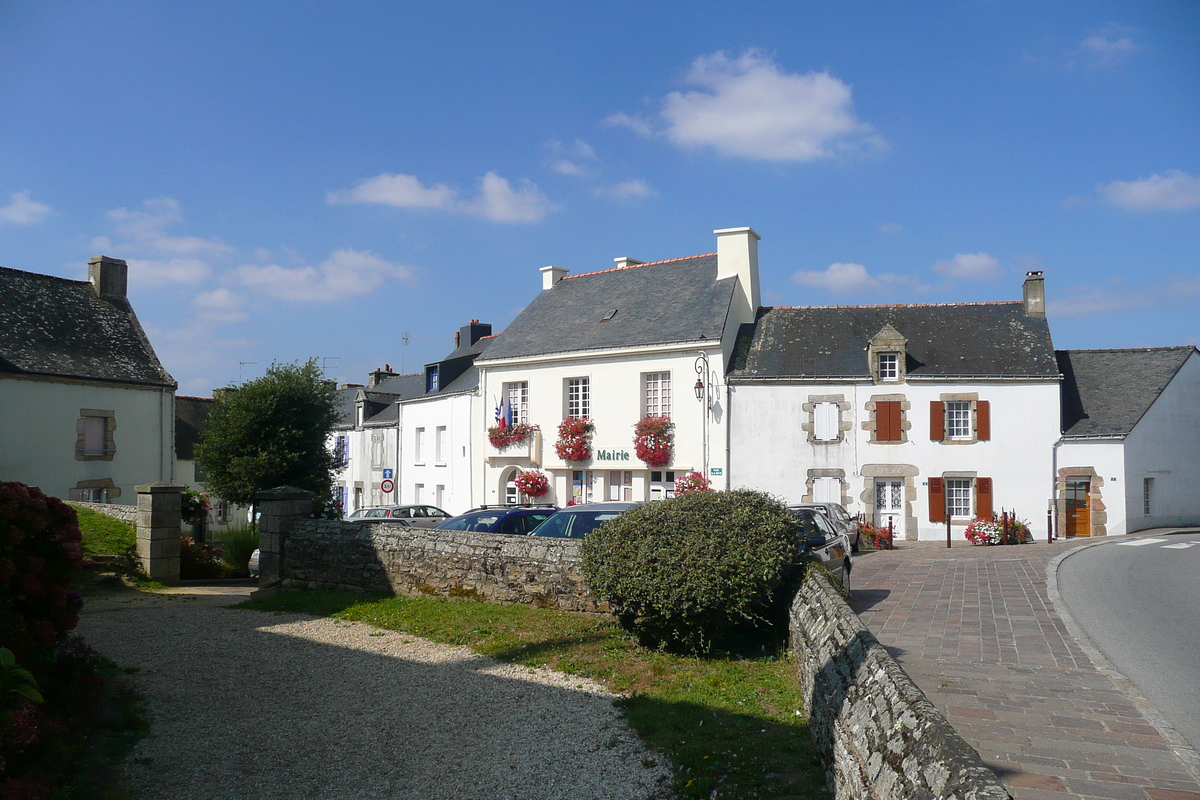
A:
[218,526,258,574]
[179,537,223,579]
[581,490,801,653]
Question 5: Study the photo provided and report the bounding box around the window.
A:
[370,432,384,469]
[608,470,633,501]
[335,486,347,516]
[649,470,676,501]
[435,426,447,464]
[76,410,115,461]
[505,381,529,426]
[875,401,902,442]
[877,353,899,381]
[945,402,972,440]
[946,479,972,518]
[572,470,596,504]
[436,484,445,508]
[814,402,839,441]
[643,372,671,418]
[814,476,840,503]
[414,483,424,503]
[370,484,383,506]
[334,435,349,468]
[1143,477,1153,516]
[414,427,425,463]
[426,366,439,392]
[566,377,590,418]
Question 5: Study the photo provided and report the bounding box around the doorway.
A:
[875,478,903,533]
[1066,479,1091,537]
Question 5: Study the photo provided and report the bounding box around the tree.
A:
[195,360,340,508]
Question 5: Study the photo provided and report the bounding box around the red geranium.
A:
[633,415,673,467]
[554,417,594,462]
[674,471,712,495]
[488,423,538,450]
[513,470,550,498]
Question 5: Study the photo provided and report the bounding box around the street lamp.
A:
[694,352,719,478]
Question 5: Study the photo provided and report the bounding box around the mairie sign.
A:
[595,449,631,462]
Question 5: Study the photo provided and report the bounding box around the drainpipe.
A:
[395,400,403,504]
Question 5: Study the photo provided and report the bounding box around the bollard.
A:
[1047,507,1053,544]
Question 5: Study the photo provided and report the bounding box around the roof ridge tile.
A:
[561,252,716,280]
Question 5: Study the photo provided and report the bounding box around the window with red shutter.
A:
[876,401,902,442]
[976,401,990,441]
[930,401,945,441]
[976,477,993,518]
[929,477,945,522]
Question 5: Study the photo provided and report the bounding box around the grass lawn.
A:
[240,591,829,799]
[72,506,136,557]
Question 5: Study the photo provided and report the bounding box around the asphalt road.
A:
[1057,530,1200,753]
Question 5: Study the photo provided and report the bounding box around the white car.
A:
[248,548,260,577]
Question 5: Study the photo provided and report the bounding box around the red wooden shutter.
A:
[876,401,901,441]
[929,477,945,522]
[976,400,990,441]
[887,402,902,441]
[930,401,945,441]
[976,477,993,519]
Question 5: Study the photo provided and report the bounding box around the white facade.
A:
[0,375,174,504]
[331,418,401,516]
[399,390,477,514]
[730,380,1061,541]
[1052,440,1127,536]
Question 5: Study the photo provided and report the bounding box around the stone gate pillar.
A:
[254,486,314,590]
[136,482,183,585]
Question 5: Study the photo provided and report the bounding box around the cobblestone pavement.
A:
[850,538,1200,800]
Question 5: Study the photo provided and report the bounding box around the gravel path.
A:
[77,587,671,800]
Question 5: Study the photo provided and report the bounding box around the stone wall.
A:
[68,501,137,525]
[281,520,602,612]
[791,571,1011,800]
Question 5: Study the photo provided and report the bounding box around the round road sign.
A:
[380,479,395,494]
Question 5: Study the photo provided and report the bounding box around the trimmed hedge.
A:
[580,490,800,652]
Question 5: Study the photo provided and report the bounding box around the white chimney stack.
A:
[88,255,128,300]
[540,265,568,291]
[714,227,760,320]
[1023,270,1046,318]
[613,257,643,270]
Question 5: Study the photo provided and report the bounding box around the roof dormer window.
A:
[877,352,899,382]
[867,323,908,384]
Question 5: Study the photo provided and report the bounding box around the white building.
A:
[727,272,1062,541]
[1054,346,1200,536]
[0,256,176,503]
[472,227,763,507]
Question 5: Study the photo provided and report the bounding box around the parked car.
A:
[791,502,860,552]
[248,548,260,577]
[436,506,558,535]
[529,502,638,539]
[791,507,852,593]
[348,505,450,528]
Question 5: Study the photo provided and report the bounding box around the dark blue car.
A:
[435,506,557,535]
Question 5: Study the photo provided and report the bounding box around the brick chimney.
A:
[714,227,760,322]
[88,255,128,300]
[540,265,568,291]
[1023,271,1045,318]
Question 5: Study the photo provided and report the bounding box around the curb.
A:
[1046,533,1200,787]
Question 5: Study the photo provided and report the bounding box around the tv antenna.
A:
[401,331,411,373]
[237,362,257,383]
[319,356,341,376]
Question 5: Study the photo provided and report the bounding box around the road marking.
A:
[1161,542,1198,550]
[1116,538,1168,546]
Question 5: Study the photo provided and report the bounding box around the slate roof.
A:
[1057,347,1196,438]
[0,266,175,387]
[728,302,1058,380]
[477,254,736,361]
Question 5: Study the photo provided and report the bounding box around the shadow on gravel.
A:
[617,693,829,799]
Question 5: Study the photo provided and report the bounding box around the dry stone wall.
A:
[791,571,1011,800]
[68,501,137,525]
[281,520,603,612]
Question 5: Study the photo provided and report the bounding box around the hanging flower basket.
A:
[633,415,673,468]
[554,417,594,462]
[488,423,538,450]
[674,471,713,495]
[513,469,550,498]
[181,488,210,526]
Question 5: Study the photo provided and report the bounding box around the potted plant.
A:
[488,423,538,450]
[513,470,550,499]
[633,415,673,467]
[674,471,712,495]
[554,417,594,462]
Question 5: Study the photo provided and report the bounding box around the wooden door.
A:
[1066,479,1091,537]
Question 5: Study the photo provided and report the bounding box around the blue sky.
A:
[2,1,1197,395]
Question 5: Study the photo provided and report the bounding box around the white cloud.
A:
[233,248,414,302]
[1098,171,1200,211]
[1049,275,1200,317]
[551,160,587,176]
[0,191,52,225]
[646,50,883,162]
[326,173,457,210]
[1075,27,1139,68]
[602,112,654,138]
[107,197,232,258]
[328,171,554,223]
[126,258,212,286]
[192,287,248,324]
[932,252,1001,280]
[792,262,924,294]
[594,179,657,199]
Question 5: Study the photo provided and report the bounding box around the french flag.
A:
[496,395,511,429]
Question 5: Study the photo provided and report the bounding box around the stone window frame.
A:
[68,478,121,502]
[75,409,116,461]
[801,394,852,445]
[936,392,982,445]
[942,470,979,519]
[1056,467,1107,537]
[867,324,908,385]
[802,468,849,507]
[859,464,918,541]
[862,394,911,444]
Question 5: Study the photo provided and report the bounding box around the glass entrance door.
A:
[875,478,903,534]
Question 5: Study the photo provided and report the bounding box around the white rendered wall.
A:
[1054,440,1127,536]
[477,345,728,508]
[1122,352,1200,532]
[730,380,1061,541]
[0,376,173,503]
[399,392,476,515]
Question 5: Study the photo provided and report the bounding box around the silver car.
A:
[791,502,860,552]
[347,504,450,528]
